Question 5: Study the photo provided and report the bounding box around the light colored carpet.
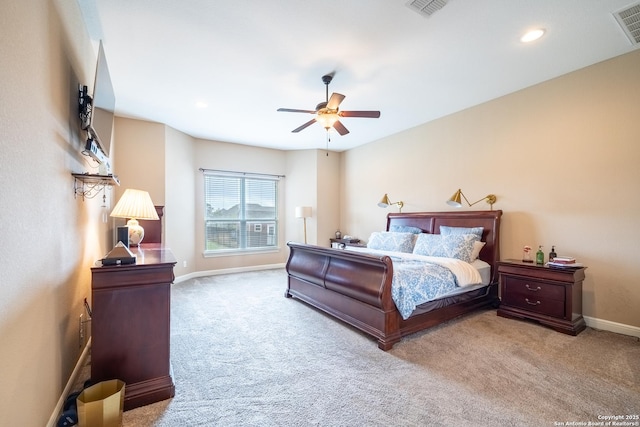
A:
[120,269,639,426]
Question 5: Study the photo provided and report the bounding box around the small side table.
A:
[330,238,366,249]
[497,259,586,335]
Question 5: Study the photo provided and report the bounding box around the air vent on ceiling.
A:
[406,0,449,18]
[614,2,640,45]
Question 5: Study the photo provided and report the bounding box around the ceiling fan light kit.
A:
[278,74,381,139]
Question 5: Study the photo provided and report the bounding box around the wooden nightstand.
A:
[497,259,586,335]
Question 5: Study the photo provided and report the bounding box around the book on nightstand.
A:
[548,256,581,268]
[551,256,576,264]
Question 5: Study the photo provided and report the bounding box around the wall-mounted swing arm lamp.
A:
[378,194,404,212]
[295,206,312,244]
[446,189,497,210]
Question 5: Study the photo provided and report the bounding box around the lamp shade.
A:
[446,189,463,208]
[110,189,159,246]
[377,194,403,212]
[377,194,391,208]
[316,112,339,129]
[110,189,160,220]
[295,206,312,218]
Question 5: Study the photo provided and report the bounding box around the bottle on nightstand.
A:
[536,246,544,265]
[549,245,557,262]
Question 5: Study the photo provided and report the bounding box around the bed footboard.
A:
[285,242,402,349]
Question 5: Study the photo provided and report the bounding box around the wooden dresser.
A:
[497,259,586,335]
[90,244,177,410]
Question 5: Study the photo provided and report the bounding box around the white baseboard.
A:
[584,316,640,338]
[174,263,286,283]
[47,337,92,427]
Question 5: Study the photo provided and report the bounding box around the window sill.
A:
[203,247,281,258]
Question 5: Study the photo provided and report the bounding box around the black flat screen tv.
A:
[80,40,115,168]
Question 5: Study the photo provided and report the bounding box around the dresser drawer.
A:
[503,276,565,301]
[502,293,565,318]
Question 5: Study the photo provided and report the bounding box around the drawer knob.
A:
[525,284,541,292]
[525,298,541,306]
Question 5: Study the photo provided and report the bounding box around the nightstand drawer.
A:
[502,293,565,318]
[503,276,565,301]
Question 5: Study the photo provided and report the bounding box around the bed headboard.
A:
[386,210,502,284]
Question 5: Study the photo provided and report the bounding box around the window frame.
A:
[202,170,281,256]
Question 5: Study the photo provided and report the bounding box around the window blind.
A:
[202,170,279,253]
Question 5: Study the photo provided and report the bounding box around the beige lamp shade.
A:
[295,206,312,218]
[110,189,159,246]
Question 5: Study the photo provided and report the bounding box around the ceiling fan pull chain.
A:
[326,131,330,156]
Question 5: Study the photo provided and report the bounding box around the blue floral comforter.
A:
[390,256,458,319]
[347,248,483,319]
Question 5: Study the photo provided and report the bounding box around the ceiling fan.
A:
[277,74,381,136]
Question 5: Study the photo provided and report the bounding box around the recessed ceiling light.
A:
[520,28,545,43]
[195,101,208,108]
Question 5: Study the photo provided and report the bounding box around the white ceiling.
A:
[79,0,638,152]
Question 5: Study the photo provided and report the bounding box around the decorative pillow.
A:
[367,232,416,253]
[413,233,478,263]
[471,241,486,261]
[440,226,484,240]
[389,225,423,234]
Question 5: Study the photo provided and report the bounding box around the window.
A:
[204,171,279,254]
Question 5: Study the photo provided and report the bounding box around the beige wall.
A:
[316,151,341,244]
[164,126,196,275]
[340,50,640,329]
[112,117,166,205]
[283,149,342,247]
[0,0,111,424]
[285,150,318,244]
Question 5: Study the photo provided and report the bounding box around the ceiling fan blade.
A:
[277,108,316,114]
[292,119,317,133]
[339,110,381,118]
[326,93,345,110]
[333,120,350,136]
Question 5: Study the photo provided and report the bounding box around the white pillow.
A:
[367,232,416,253]
[413,233,478,263]
[471,241,486,261]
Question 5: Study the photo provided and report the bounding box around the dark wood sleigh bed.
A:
[285,210,502,350]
